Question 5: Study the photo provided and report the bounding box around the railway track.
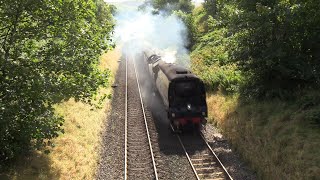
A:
[175,127,233,180]
[124,54,158,180]
[124,52,232,180]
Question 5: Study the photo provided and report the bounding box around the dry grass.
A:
[206,93,237,126]
[207,92,320,180]
[3,47,121,180]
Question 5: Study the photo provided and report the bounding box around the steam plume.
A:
[108,0,190,67]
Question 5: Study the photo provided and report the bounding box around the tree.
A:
[231,0,320,98]
[151,0,194,13]
[0,0,114,165]
[203,0,217,16]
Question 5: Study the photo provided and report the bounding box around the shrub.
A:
[0,0,114,166]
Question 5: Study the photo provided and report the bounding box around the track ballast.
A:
[124,54,158,180]
[175,128,233,180]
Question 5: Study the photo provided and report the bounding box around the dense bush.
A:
[184,1,320,179]
[230,0,320,98]
[189,4,243,94]
[150,0,320,97]
[0,0,114,166]
[190,0,320,98]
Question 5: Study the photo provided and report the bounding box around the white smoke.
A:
[107,0,190,66]
[192,0,204,7]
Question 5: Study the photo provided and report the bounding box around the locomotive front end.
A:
[168,78,208,131]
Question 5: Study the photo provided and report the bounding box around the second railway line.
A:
[124,54,158,180]
[98,50,255,179]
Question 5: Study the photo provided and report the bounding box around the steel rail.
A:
[171,125,201,180]
[133,55,159,180]
[200,132,233,180]
[173,124,233,180]
[124,55,128,180]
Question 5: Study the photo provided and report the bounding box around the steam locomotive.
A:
[143,50,207,132]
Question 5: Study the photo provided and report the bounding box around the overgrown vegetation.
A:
[207,92,320,179]
[191,1,320,178]
[190,0,320,98]
[189,4,243,94]
[1,49,120,179]
[232,0,320,98]
[150,0,320,178]
[0,0,114,167]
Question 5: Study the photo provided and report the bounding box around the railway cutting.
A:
[98,51,251,180]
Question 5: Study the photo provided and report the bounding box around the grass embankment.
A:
[3,48,120,179]
[207,92,320,179]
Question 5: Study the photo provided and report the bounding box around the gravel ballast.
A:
[97,52,257,180]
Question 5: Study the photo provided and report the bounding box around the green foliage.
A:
[150,0,194,13]
[188,1,320,178]
[193,63,243,93]
[190,0,320,98]
[230,0,320,98]
[190,4,243,94]
[203,0,217,16]
[0,0,114,166]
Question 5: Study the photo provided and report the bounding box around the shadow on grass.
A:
[0,151,60,180]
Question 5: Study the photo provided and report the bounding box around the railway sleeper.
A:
[127,140,149,145]
[127,128,148,132]
[127,133,148,138]
[192,153,211,157]
[127,138,148,142]
[127,173,154,178]
[127,156,153,162]
[197,172,224,178]
[127,173,155,179]
[193,162,217,168]
[195,167,217,172]
[128,168,155,174]
[127,109,142,113]
[127,123,145,126]
[191,158,216,163]
[128,161,153,166]
[127,149,150,154]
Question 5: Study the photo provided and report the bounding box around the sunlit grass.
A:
[207,92,320,179]
[206,92,238,127]
[3,47,121,179]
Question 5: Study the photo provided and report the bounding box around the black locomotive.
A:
[143,50,207,132]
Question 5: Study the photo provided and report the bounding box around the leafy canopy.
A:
[189,0,320,97]
[0,0,114,165]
